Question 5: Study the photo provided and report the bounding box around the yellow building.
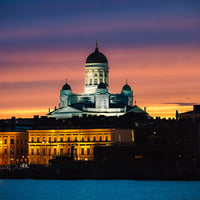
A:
[28,128,134,165]
[0,132,28,166]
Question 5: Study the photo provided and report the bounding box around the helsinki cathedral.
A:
[48,43,147,119]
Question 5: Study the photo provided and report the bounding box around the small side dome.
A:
[62,83,71,90]
[122,84,131,91]
[98,82,107,89]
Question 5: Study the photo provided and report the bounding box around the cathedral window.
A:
[89,79,92,85]
[94,79,97,85]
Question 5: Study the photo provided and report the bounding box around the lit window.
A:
[10,148,14,154]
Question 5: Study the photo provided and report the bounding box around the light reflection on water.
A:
[0,179,200,200]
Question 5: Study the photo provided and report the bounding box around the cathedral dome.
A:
[122,84,131,91]
[62,83,71,90]
[86,47,108,64]
[97,82,107,89]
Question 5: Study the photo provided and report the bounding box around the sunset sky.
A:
[0,0,200,119]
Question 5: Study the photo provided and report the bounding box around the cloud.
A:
[162,102,197,106]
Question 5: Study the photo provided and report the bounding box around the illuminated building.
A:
[28,129,134,165]
[48,42,148,119]
[0,132,28,166]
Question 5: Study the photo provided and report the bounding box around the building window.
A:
[10,148,14,154]
[37,138,40,143]
[94,79,97,85]
[60,137,63,142]
[43,149,45,155]
[74,137,77,142]
[31,137,34,142]
[4,139,7,144]
[75,148,77,155]
[82,137,84,142]
[54,137,56,142]
[87,137,90,142]
[49,137,51,143]
[48,149,51,155]
[99,136,102,141]
[68,137,70,142]
[4,149,7,154]
[94,74,97,77]
[105,136,108,141]
[21,139,23,144]
[87,148,90,155]
[37,149,39,155]
[81,148,84,155]
[17,139,19,144]
[89,79,92,85]
[10,139,14,144]
[67,148,70,155]
[31,149,34,155]
[93,136,96,142]
[60,149,63,156]
[53,148,56,155]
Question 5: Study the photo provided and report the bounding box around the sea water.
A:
[0,179,200,200]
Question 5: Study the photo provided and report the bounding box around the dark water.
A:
[0,179,200,200]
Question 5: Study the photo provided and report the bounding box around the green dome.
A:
[122,84,131,91]
[62,83,71,90]
[86,47,108,64]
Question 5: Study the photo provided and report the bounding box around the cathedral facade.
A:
[48,44,145,119]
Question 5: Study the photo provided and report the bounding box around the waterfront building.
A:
[48,43,148,119]
[0,131,28,166]
[27,128,134,165]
